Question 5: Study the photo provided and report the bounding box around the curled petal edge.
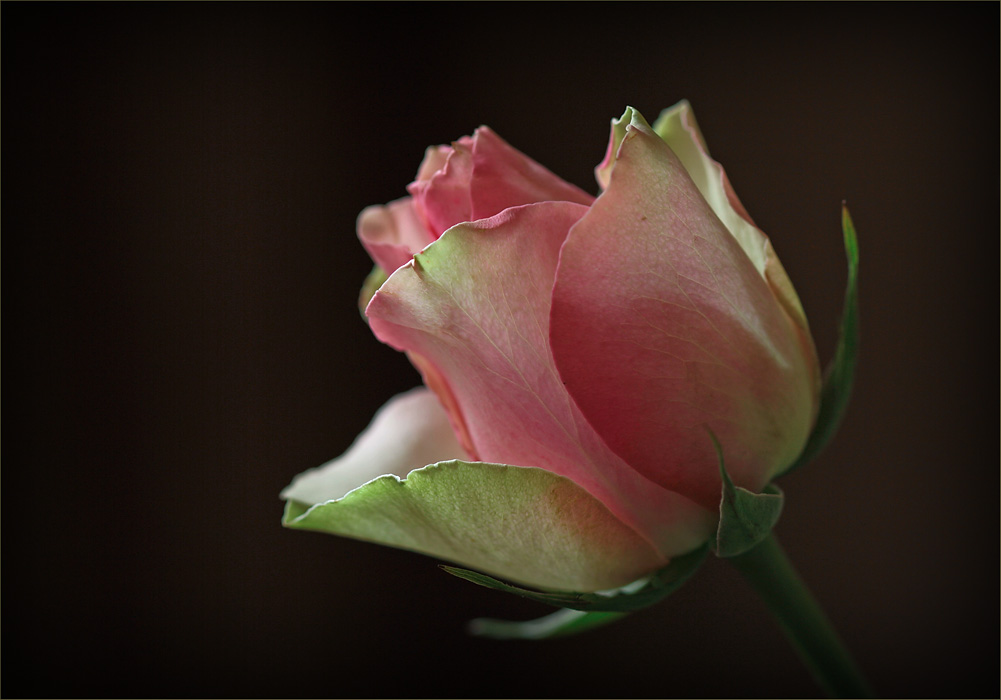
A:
[284,459,670,593]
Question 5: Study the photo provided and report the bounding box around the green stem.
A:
[728,534,874,698]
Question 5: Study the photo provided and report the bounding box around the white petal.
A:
[280,387,468,505]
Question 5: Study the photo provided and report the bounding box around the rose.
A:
[282,102,821,593]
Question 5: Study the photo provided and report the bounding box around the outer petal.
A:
[283,460,667,592]
[357,197,435,275]
[652,101,818,342]
[367,201,715,558]
[550,110,817,510]
[280,387,467,506]
[651,102,767,273]
[407,127,594,238]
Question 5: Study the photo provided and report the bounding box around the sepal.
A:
[781,205,860,475]
[712,432,784,558]
[440,542,708,613]
[468,608,628,640]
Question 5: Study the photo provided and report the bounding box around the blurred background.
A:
[3,3,997,698]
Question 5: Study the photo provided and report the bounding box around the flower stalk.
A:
[727,534,873,698]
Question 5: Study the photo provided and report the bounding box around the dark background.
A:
[3,3,998,698]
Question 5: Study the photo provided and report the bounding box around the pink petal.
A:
[465,126,595,218]
[407,127,595,239]
[550,115,818,510]
[357,196,435,274]
[653,101,817,342]
[414,143,454,183]
[368,201,715,557]
[406,350,479,461]
[407,140,475,238]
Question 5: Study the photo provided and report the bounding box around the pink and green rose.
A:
[282,102,823,593]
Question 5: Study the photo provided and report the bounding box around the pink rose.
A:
[282,102,822,593]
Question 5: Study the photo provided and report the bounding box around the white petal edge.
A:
[280,387,469,505]
[283,459,669,592]
[652,101,813,338]
[652,101,769,276]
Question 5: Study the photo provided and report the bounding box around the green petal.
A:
[284,460,666,592]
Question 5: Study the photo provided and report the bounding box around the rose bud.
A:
[282,102,821,593]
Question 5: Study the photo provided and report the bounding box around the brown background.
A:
[3,3,998,698]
